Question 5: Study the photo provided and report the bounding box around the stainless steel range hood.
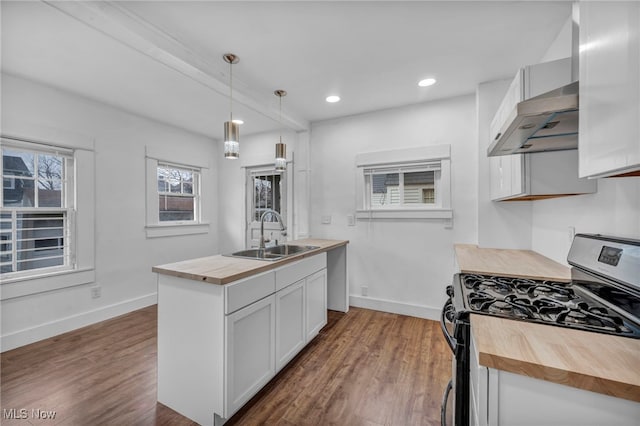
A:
[487,81,578,157]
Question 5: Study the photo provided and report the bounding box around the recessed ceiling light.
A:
[326,95,341,103]
[232,119,244,125]
[418,78,437,87]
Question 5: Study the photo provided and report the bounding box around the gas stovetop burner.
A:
[457,273,640,338]
[488,301,512,314]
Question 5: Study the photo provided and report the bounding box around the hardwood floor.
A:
[1,305,451,425]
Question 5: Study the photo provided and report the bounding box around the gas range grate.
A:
[459,274,638,337]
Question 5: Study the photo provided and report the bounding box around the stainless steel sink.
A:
[226,245,319,261]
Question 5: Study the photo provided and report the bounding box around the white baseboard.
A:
[1,293,158,352]
[349,295,441,321]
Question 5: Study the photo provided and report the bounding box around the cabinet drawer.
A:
[225,271,275,315]
[275,253,327,291]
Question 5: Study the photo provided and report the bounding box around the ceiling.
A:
[1,1,572,139]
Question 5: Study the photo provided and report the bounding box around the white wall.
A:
[1,74,219,350]
[309,96,476,319]
[217,128,307,254]
[531,180,640,265]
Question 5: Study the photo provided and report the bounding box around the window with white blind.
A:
[1,144,74,277]
[356,145,452,220]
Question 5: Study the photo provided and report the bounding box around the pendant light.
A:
[274,90,287,171]
[223,53,240,159]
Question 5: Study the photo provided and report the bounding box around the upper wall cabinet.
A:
[579,1,640,178]
[489,58,596,201]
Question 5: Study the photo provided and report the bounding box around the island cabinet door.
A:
[305,268,327,341]
[224,294,276,418]
[275,279,306,371]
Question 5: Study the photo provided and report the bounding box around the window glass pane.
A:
[37,154,63,207]
[159,195,194,221]
[15,212,66,271]
[3,148,36,207]
[3,178,34,207]
[370,173,400,207]
[37,154,63,181]
[38,179,62,207]
[183,182,193,194]
[253,174,281,221]
[158,180,169,193]
[2,149,35,177]
[404,171,435,204]
[181,171,193,182]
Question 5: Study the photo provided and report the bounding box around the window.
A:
[356,145,452,220]
[366,166,438,209]
[145,151,208,238]
[157,163,199,222]
[1,144,74,277]
[252,173,282,221]
[245,167,288,248]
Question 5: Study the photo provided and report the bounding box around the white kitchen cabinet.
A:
[579,1,640,178]
[490,150,596,201]
[305,268,327,341]
[469,332,640,426]
[225,294,276,416]
[157,251,329,426]
[489,58,596,200]
[275,279,306,371]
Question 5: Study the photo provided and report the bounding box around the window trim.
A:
[355,145,452,221]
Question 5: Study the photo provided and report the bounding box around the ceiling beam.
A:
[42,0,310,132]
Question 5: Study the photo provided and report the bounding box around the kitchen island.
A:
[153,239,348,425]
[455,244,640,425]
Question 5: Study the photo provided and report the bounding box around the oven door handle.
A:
[440,298,457,352]
[441,378,453,426]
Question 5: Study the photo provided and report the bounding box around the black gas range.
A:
[439,234,640,426]
[456,272,640,338]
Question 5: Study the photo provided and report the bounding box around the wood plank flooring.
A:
[1,305,451,426]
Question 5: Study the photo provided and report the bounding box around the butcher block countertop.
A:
[471,315,640,402]
[454,244,571,282]
[152,238,348,285]
[455,244,640,402]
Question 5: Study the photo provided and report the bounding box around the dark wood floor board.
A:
[1,305,450,426]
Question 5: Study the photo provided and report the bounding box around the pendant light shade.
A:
[274,90,287,171]
[275,138,286,171]
[224,121,239,159]
[223,53,240,159]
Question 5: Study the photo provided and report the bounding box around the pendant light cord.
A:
[229,60,233,121]
[279,94,282,142]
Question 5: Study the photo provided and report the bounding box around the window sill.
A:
[145,222,210,238]
[356,209,453,220]
[1,267,95,300]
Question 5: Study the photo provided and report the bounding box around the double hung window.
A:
[157,163,200,223]
[364,163,440,209]
[145,151,208,238]
[1,142,74,277]
[356,145,452,220]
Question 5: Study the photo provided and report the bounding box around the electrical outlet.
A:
[321,215,332,224]
[91,286,101,299]
[568,226,576,244]
[361,286,368,297]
